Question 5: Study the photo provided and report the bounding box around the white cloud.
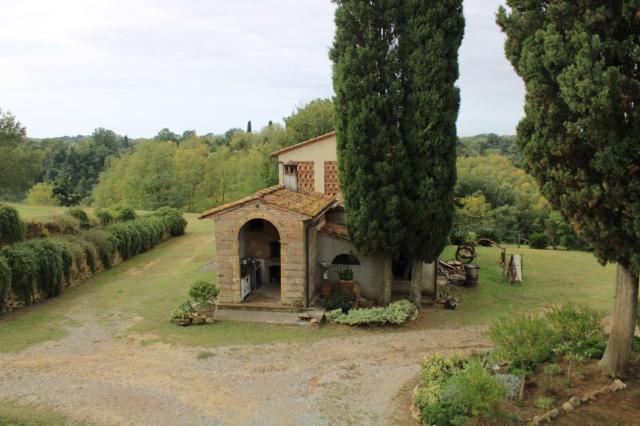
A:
[0,0,522,138]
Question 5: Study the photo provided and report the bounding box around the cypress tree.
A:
[498,1,640,377]
[331,0,406,305]
[401,1,464,306]
[331,1,464,306]
[247,120,252,133]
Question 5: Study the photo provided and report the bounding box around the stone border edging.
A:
[531,379,627,425]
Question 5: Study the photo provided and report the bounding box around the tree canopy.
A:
[498,0,640,378]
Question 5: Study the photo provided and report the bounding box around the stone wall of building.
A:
[212,201,308,307]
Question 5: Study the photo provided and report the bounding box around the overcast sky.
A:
[0,0,524,138]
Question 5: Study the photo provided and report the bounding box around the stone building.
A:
[200,131,436,309]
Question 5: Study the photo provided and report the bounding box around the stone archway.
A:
[237,218,282,303]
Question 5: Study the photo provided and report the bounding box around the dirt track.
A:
[0,317,490,425]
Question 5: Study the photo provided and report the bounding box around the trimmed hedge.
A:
[0,256,10,310]
[0,206,187,312]
[0,204,24,245]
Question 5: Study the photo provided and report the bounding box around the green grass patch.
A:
[0,400,82,426]
[426,245,615,327]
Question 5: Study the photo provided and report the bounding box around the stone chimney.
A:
[283,162,299,192]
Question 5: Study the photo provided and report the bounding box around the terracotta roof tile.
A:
[318,222,350,241]
[269,131,336,157]
[199,186,336,219]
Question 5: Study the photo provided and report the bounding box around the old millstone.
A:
[611,379,626,392]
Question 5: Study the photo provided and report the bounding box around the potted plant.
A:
[170,299,194,326]
[337,266,355,294]
[189,279,219,322]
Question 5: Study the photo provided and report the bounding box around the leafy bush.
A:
[414,354,469,410]
[420,400,468,426]
[81,229,114,269]
[338,266,354,281]
[25,182,59,206]
[154,207,187,236]
[533,396,554,410]
[332,300,416,326]
[545,303,605,358]
[0,256,10,311]
[0,239,71,303]
[189,279,219,308]
[66,207,90,229]
[113,207,137,222]
[0,204,24,245]
[543,363,562,376]
[495,374,521,399]
[324,308,343,322]
[441,359,506,419]
[325,291,352,313]
[44,215,80,235]
[529,232,549,249]
[94,208,114,226]
[24,221,47,239]
[170,299,194,320]
[488,315,555,369]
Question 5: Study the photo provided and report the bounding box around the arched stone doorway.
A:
[238,218,281,303]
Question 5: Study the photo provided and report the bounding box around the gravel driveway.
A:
[0,316,490,425]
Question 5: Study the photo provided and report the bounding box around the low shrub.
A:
[170,299,194,320]
[189,279,219,308]
[332,300,416,326]
[94,208,114,226]
[414,354,469,410]
[325,291,352,313]
[529,232,549,249]
[0,256,10,311]
[324,309,343,322]
[0,239,71,304]
[496,374,521,399]
[81,229,114,269]
[25,182,59,206]
[533,396,554,410]
[66,207,90,229]
[441,359,506,419]
[545,303,605,358]
[154,207,187,236]
[44,215,80,235]
[0,204,24,245]
[24,221,47,239]
[543,363,562,376]
[420,400,468,426]
[113,207,136,222]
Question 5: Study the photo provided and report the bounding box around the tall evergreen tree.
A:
[247,120,252,133]
[331,1,463,306]
[331,0,406,305]
[498,1,640,377]
[401,0,464,305]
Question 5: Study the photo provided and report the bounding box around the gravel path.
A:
[0,314,490,426]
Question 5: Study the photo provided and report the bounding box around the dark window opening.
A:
[332,253,360,265]
[392,256,412,281]
[269,265,281,283]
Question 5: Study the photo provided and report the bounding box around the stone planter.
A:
[174,316,192,327]
[194,303,217,324]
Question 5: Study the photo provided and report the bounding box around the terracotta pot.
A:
[195,304,217,319]
[337,280,355,295]
[174,316,192,326]
[320,282,335,298]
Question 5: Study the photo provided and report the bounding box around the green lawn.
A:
[0,203,619,352]
[0,401,81,426]
[4,202,78,221]
[0,208,351,352]
[425,245,616,327]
